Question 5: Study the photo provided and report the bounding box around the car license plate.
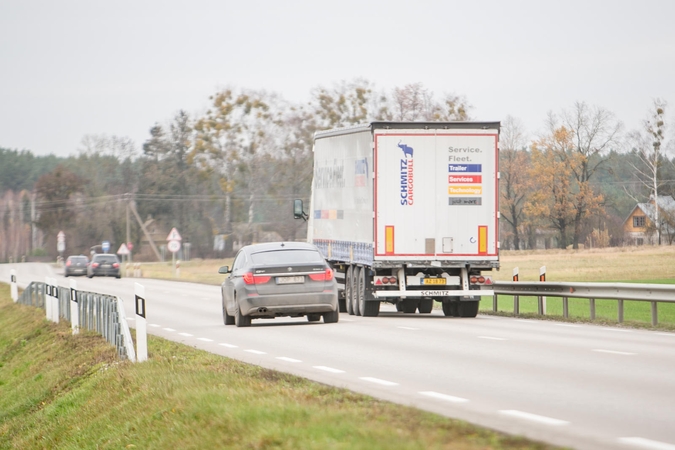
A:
[423,278,446,285]
[276,276,304,284]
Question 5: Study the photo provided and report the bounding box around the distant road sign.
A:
[57,231,65,242]
[166,228,182,241]
[167,240,181,253]
[117,243,130,255]
[57,241,65,253]
[102,241,110,253]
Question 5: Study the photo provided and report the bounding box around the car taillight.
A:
[66,260,72,267]
[92,263,99,268]
[243,272,271,285]
[309,268,333,281]
[113,263,119,268]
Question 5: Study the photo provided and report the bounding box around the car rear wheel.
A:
[323,309,339,323]
[234,300,251,327]
[223,301,235,325]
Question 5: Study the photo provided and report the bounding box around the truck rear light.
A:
[470,276,478,283]
[309,268,334,281]
[470,275,492,285]
[375,276,397,285]
[243,273,271,285]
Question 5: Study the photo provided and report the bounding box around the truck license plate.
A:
[276,276,304,284]
[423,278,446,285]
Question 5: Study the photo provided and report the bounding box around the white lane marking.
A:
[219,343,238,348]
[276,357,302,363]
[602,328,633,333]
[499,410,569,426]
[179,332,193,337]
[202,297,210,300]
[245,349,266,355]
[149,323,161,327]
[163,328,176,332]
[197,338,213,342]
[162,290,171,294]
[476,316,500,320]
[341,319,355,322]
[657,333,675,337]
[593,349,635,356]
[398,326,419,330]
[313,366,345,374]
[478,336,506,341]
[514,319,540,324]
[419,391,469,403]
[555,323,581,328]
[360,377,398,386]
[619,437,675,450]
[126,318,135,321]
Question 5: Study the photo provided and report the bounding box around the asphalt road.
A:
[3,263,675,450]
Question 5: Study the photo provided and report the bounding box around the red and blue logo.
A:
[398,141,414,205]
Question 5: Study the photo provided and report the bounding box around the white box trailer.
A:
[294,121,499,317]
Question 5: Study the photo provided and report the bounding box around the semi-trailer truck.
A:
[294,121,499,317]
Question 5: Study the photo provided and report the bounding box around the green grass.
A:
[0,284,558,450]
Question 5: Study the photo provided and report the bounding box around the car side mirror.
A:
[293,199,308,221]
[218,266,230,274]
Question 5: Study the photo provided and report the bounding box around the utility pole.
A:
[126,193,132,263]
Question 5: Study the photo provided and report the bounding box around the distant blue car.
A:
[219,242,339,327]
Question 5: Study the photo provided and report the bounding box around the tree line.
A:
[0,80,673,262]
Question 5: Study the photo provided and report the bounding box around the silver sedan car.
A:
[219,242,339,327]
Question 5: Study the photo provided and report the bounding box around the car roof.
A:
[243,241,318,254]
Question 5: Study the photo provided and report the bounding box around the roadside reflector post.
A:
[135,283,148,362]
[10,269,18,302]
[70,278,79,334]
[538,266,546,315]
[45,276,52,321]
[512,267,519,315]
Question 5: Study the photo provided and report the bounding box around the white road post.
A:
[45,276,52,321]
[135,283,148,362]
[539,266,547,315]
[10,269,18,302]
[69,278,79,335]
[51,278,60,323]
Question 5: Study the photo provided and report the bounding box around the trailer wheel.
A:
[442,300,458,317]
[458,300,480,318]
[351,266,362,316]
[358,268,380,317]
[345,266,354,315]
[401,299,418,313]
[395,301,403,311]
[418,298,433,314]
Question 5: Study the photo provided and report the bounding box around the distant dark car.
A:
[87,253,121,278]
[219,242,339,327]
[64,255,89,277]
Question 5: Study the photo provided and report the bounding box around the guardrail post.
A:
[589,298,596,320]
[618,300,624,323]
[512,267,519,315]
[651,301,658,326]
[492,293,498,312]
[562,297,569,318]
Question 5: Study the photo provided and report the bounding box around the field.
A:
[0,284,555,449]
[130,245,675,328]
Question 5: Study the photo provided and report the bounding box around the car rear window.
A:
[95,255,118,263]
[250,249,324,265]
[69,256,88,263]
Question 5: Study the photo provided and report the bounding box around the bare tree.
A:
[499,116,530,250]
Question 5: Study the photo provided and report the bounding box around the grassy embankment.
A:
[0,284,555,449]
[134,246,675,328]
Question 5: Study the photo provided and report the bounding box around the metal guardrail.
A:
[18,282,136,361]
[492,281,675,325]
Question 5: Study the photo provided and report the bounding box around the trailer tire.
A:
[345,266,354,315]
[418,298,433,314]
[458,300,480,318]
[357,268,380,317]
[351,266,362,316]
[401,299,418,313]
[442,300,458,317]
[395,301,403,311]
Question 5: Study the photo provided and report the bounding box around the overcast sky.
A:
[2,0,674,157]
